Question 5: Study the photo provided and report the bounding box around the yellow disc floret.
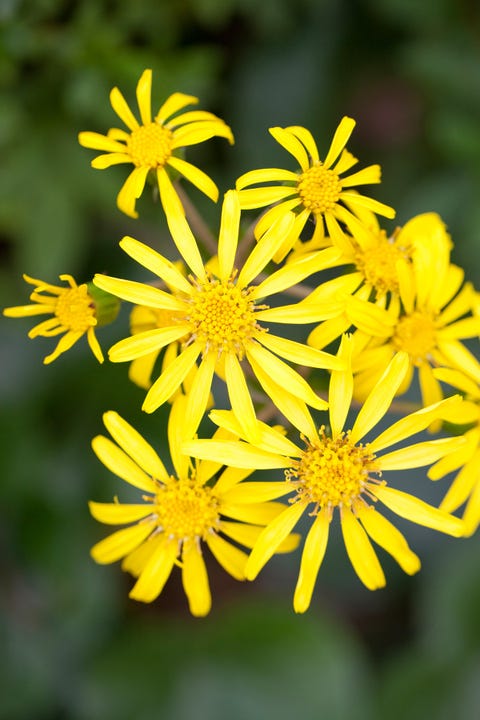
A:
[186,275,261,356]
[392,311,437,366]
[153,476,220,542]
[54,283,96,333]
[286,428,380,513]
[127,122,173,168]
[354,231,411,295]
[297,163,342,214]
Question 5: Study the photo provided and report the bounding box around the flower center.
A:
[286,428,380,513]
[127,122,173,168]
[153,477,220,541]
[55,285,96,332]
[354,230,411,295]
[185,275,261,356]
[297,163,342,214]
[392,311,437,365]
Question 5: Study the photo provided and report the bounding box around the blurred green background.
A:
[2,1,480,718]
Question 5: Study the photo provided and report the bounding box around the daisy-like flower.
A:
[79,69,233,220]
[350,230,480,407]
[89,395,299,616]
[235,118,395,259]
[93,190,344,442]
[305,213,450,351]
[427,368,480,537]
[184,338,465,613]
[3,274,119,364]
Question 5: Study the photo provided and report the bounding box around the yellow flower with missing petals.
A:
[184,339,465,613]
[89,396,299,617]
[94,190,344,442]
[236,118,395,258]
[3,274,119,364]
[79,69,233,219]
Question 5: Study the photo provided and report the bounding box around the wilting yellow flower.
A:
[94,190,343,442]
[184,339,464,612]
[89,395,299,616]
[3,274,119,364]
[306,213,450,351]
[428,368,480,537]
[236,118,395,259]
[350,229,480,407]
[79,69,233,219]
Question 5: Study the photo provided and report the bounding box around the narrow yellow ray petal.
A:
[171,120,232,146]
[293,509,330,613]
[329,333,353,438]
[168,394,191,479]
[108,325,191,363]
[439,450,480,513]
[463,482,480,537]
[102,411,169,481]
[88,502,153,525]
[156,92,198,123]
[225,353,260,443]
[214,466,254,495]
[183,439,291,469]
[378,436,466,471]
[167,155,219,201]
[236,168,298,190]
[373,485,464,536]
[247,342,327,410]
[91,435,158,493]
[323,117,356,169]
[182,542,211,616]
[129,538,178,602]
[78,131,127,153]
[44,331,83,364]
[119,236,192,293]
[183,351,217,440]
[121,535,162,577]
[143,343,202,414]
[285,126,319,163]
[91,521,155,564]
[206,533,247,581]
[110,87,139,131]
[209,408,301,457]
[253,200,303,239]
[135,68,152,125]
[218,189,241,281]
[350,352,409,443]
[237,187,295,210]
[340,191,396,219]
[357,505,421,575]
[340,164,381,187]
[269,127,309,171]
[116,166,149,218]
[222,481,292,504]
[91,152,132,169]
[307,315,351,349]
[245,501,308,580]
[220,521,299,553]
[237,211,295,288]
[87,327,104,364]
[438,339,480,383]
[4,304,54,318]
[258,332,343,371]
[93,274,186,311]
[255,303,340,324]
[341,507,386,590]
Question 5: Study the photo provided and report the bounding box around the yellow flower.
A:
[3,273,118,364]
[79,69,233,219]
[428,368,480,537]
[350,234,480,407]
[94,190,344,442]
[184,339,465,613]
[89,395,299,617]
[236,118,395,259]
[306,213,450,351]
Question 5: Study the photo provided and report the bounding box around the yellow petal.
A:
[168,394,191,479]
[182,351,217,440]
[350,351,409,443]
[110,86,139,130]
[88,501,152,525]
[235,167,298,190]
[258,332,343,371]
[439,449,480,513]
[285,125,319,163]
[237,211,295,288]
[91,521,154,564]
[108,325,191,363]
[135,68,152,125]
[119,236,192,294]
[225,353,260,443]
[245,501,308,580]
[220,520,299,553]
[378,436,466,471]
[293,509,330,613]
[182,541,211,616]
[142,343,202,414]
[91,435,157,493]
[221,501,290,524]
[167,155,219,201]
[341,164,381,187]
[341,507,386,590]
[93,274,186,311]
[222,481,292,504]
[217,189,241,280]
[116,167,149,218]
[323,117,356,169]
[183,439,290,469]
[102,411,169,482]
[357,505,421,575]
[156,92,198,123]
[78,131,126,153]
[129,538,177,602]
[373,485,464,536]
[206,533,247,580]
[209,408,301,457]
[91,152,132,169]
[122,535,163,577]
[340,191,396,219]
[329,333,353,438]
[269,126,309,171]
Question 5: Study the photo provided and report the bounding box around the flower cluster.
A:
[5,69,480,615]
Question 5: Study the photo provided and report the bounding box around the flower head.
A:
[94,190,344,442]
[3,274,118,364]
[236,118,395,259]
[89,395,298,616]
[184,338,464,612]
[79,69,233,220]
